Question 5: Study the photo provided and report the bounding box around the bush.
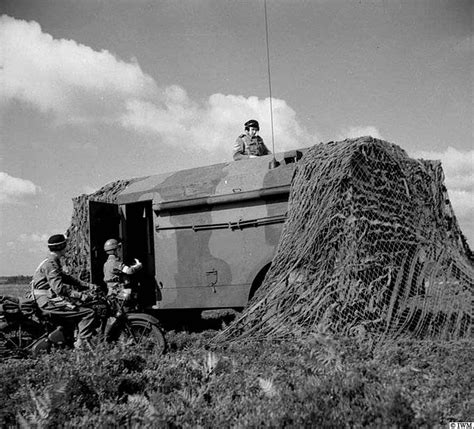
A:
[1,335,472,427]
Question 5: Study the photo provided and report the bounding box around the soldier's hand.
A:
[70,290,91,302]
[133,259,143,270]
[81,292,93,303]
[89,283,100,292]
[70,290,84,300]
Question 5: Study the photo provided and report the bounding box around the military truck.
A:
[89,150,304,314]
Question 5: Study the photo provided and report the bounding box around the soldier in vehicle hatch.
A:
[233,119,271,161]
[103,238,142,296]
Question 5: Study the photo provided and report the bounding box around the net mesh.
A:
[216,137,473,343]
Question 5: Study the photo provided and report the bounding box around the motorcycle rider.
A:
[103,238,142,296]
[30,234,100,349]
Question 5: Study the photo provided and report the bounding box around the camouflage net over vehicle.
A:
[63,180,132,281]
[217,137,473,343]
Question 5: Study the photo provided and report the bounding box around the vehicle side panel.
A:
[154,198,288,309]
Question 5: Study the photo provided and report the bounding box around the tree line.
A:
[0,275,32,284]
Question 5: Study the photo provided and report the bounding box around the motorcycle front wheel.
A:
[107,318,166,355]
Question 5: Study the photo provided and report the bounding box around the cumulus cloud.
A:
[18,233,49,243]
[122,89,315,157]
[13,233,50,255]
[453,36,472,54]
[0,14,157,123]
[0,15,317,155]
[410,147,474,194]
[0,172,40,203]
[336,126,383,141]
[409,147,474,245]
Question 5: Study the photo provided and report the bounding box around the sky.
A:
[0,0,472,275]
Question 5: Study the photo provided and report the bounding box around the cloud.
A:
[7,233,50,255]
[453,36,472,54]
[336,126,383,140]
[0,172,40,203]
[410,147,474,194]
[18,233,49,243]
[409,147,474,245]
[0,14,157,123]
[0,15,317,156]
[122,89,316,157]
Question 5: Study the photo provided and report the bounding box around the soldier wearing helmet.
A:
[31,234,100,349]
[233,119,271,161]
[103,238,142,296]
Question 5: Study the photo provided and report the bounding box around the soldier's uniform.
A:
[103,254,130,295]
[233,134,271,161]
[31,253,98,341]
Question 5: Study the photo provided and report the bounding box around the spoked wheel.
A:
[108,319,166,355]
[0,322,45,358]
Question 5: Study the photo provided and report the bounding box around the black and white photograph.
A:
[0,0,472,427]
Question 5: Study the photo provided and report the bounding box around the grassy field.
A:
[1,282,472,427]
[0,283,30,298]
[0,329,472,428]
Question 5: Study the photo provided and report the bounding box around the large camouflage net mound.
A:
[64,180,132,281]
[217,137,473,343]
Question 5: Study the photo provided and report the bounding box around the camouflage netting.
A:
[63,180,132,281]
[217,137,473,343]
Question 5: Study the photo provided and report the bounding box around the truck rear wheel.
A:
[248,263,272,301]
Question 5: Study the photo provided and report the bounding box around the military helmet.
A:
[48,234,67,251]
[104,238,120,252]
[244,119,260,130]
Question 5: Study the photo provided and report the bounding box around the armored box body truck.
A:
[89,151,303,311]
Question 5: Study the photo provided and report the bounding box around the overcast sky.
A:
[0,0,472,275]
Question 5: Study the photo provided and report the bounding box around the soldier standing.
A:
[233,119,271,161]
[103,238,142,296]
[31,234,99,349]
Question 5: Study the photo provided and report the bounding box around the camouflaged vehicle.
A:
[89,150,304,312]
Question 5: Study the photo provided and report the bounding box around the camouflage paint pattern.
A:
[91,150,305,310]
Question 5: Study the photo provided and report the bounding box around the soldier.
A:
[31,234,99,349]
[233,119,271,161]
[103,238,142,296]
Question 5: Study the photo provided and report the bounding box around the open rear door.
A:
[89,201,122,285]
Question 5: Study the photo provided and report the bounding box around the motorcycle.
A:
[0,287,166,357]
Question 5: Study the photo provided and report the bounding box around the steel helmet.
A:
[244,119,259,131]
[104,238,120,252]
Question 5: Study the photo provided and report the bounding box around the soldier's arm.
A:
[260,137,271,155]
[122,259,142,275]
[62,272,89,291]
[233,137,248,161]
[45,260,76,298]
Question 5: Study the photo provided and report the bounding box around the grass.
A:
[0,283,30,298]
[0,329,472,428]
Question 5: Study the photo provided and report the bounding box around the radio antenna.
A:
[264,0,280,169]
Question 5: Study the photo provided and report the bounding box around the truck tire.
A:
[248,263,272,301]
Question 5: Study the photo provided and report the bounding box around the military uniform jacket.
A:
[233,134,271,160]
[103,254,128,289]
[31,253,88,308]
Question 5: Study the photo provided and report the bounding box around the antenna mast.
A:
[264,0,280,168]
